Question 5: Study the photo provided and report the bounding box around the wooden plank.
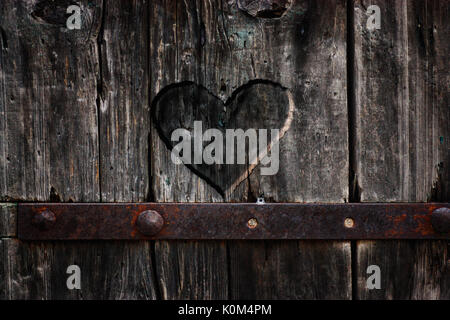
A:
[353,0,449,299]
[150,0,351,299]
[155,240,228,299]
[228,0,351,299]
[0,0,156,299]
[95,0,157,299]
[356,240,449,299]
[150,0,228,300]
[2,239,155,300]
[229,241,352,299]
[98,0,150,202]
[0,239,5,300]
[0,0,100,202]
[0,203,16,237]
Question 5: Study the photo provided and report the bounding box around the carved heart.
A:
[151,80,294,197]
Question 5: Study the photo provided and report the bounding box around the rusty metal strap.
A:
[17,203,450,240]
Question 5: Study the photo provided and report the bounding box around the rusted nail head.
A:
[344,217,355,228]
[32,210,56,230]
[431,207,450,234]
[136,210,164,236]
[247,218,258,229]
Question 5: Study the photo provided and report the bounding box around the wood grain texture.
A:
[0,0,157,299]
[0,239,5,299]
[2,239,156,300]
[0,203,16,237]
[353,0,449,299]
[98,0,150,202]
[1,0,445,301]
[227,0,352,299]
[353,0,448,202]
[150,0,351,299]
[229,241,352,299]
[95,0,157,299]
[356,240,449,299]
[155,240,228,300]
[149,0,228,300]
[0,0,101,202]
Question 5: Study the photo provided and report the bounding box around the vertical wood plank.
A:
[94,0,157,300]
[149,0,228,300]
[2,239,156,300]
[229,241,352,299]
[0,0,100,202]
[356,240,449,299]
[0,0,157,299]
[353,0,449,299]
[228,0,351,299]
[0,239,5,300]
[0,203,16,237]
[150,0,351,299]
[98,0,150,202]
[0,0,102,299]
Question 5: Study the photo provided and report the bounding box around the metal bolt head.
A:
[431,207,450,234]
[247,218,258,229]
[32,210,56,230]
[136,210,164,236]
[344,217,355,229]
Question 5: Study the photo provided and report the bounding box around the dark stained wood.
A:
[0,239,5,299]
[0,203,16,237]
[0,0,157,299]
[353,0,449,299]
[150,0,351,299]
[94,0,157,299]
[356,240,449,299]
[155,240,228,299]
[0,0,447,301]
[0,0,100,202]
[149,0,228,300]
[2,239,155,299]
[98,0,150,202]
[229,241,352,299]
[227,0,352,299]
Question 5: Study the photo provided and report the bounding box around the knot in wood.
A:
[237,0,291,18]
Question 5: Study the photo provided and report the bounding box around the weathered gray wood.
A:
[353,0,448,202]
[150,0,351,299]
[357,240,449,299]
[0,203,16,237]
[3,0,445,301]
[2,239,156,300]
[0,0,157,299]
[229,241,352,299]
[98,0,150,202]
[0,0,101,299]
[230,0,349,203]
[0,239,5,300]
[353,0,449,299]
[0,0,100,202]
[150,0,228,300]
[155,240,228,300]
[95,0,157,299]
[228,0,351,299]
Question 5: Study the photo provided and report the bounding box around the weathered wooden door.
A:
[1,0,448,300]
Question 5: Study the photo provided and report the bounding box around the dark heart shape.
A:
[151,80,294,197]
